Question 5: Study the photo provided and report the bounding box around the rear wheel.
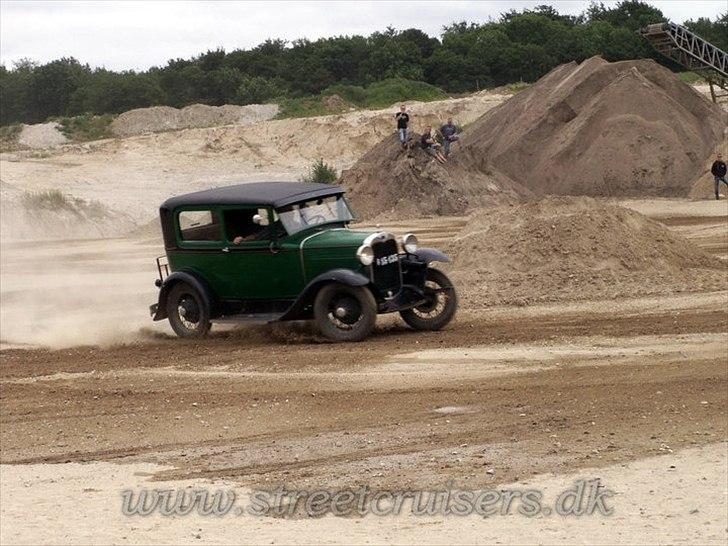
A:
[400,268,458,331]
[313,283,377,342]
[166,282,211,338]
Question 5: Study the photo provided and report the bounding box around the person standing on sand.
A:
[395,105,410,149]
[440,117,459,158]
[711,153,727,200]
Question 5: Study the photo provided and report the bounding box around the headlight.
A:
[403,233,418,253]
[356,244,374,266]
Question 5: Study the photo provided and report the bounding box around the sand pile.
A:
[343,134,526,219]
[110,103,279,137]
[460,57,727,197]
[17,122,68,148]
[342,57,727,219]
[447,197,725,307]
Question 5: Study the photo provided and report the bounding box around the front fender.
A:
[278,269,370,321]
[151,270,215,321]
[412,247,451,264]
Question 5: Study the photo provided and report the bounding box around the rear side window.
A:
[178,210,221,242]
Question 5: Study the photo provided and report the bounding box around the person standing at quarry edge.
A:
[440,117,459,158]
[711,153,727,200]
[395,105,410,149]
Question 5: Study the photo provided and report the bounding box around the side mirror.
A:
[252,214,262,225]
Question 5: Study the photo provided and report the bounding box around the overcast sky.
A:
[1,1,725,71]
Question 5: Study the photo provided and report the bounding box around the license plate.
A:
[375,254,398,266]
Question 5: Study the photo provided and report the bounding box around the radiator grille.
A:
[372,239,401,294]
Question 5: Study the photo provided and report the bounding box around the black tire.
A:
[400,268,458,331]
[313,283,377,342]
[166,282,211,338]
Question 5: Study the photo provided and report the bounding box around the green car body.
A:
[151,182,458,341]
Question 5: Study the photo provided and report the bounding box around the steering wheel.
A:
[306,214,327,224]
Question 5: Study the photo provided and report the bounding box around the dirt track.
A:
[1,199,726,496]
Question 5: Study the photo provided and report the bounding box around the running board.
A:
[211,313,284,324]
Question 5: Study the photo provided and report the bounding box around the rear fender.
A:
[151,271,215,321]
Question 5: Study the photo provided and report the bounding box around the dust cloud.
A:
[0,238,163,348]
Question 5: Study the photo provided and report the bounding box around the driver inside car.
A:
[228,210,270,244]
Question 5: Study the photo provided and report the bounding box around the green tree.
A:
[235,76,285,104]
[27,57,89,121]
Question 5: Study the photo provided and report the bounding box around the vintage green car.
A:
[150,182,458,341]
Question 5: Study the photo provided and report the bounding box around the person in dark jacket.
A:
[439,117,459,157]
[711,153,727,200]
[395,105,410,149]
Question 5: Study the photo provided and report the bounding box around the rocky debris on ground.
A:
[446,196,725,307]
[341,56,728,220]
[17,122,68,149]
[110,103,280,137]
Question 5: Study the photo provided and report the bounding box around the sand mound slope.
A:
[447,197,725,307]
[110,103,280,137]
[343,134,526,219]
[342,57,727,220]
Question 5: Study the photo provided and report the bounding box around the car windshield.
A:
[277,195,353,235]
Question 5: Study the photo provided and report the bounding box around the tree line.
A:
[1,1,726,125]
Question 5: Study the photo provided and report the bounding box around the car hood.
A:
[298,228,383,250]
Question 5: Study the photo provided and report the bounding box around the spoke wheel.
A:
[314,283,377,342]
[166,282,211,338]
[400,269,458,331]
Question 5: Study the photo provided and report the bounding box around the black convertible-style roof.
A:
[160,182,345,211]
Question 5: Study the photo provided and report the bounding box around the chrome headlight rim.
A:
[403,233,419,254]
[356,244,374,266]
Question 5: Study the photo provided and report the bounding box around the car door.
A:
[219,207,303,300]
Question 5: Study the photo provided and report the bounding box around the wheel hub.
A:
[330,295,361,325]
[178,296,200,324]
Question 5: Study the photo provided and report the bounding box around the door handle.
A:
[222,247,230,253]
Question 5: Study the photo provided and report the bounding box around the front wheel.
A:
[166,282,211,338]
[313,283,377,342]
[400,268,458,331]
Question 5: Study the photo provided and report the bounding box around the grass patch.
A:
[278,78,449,119]
[0,124,24,151]
[56,113,115,142]
[276,97,337,119]
[490,81,531,94]
[677,72,706,85]
[361,78,448,108]
[300,159,338,184]
[21,189,108,218]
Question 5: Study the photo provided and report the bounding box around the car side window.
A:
[178,210,221,242]
[224,208,275,244]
